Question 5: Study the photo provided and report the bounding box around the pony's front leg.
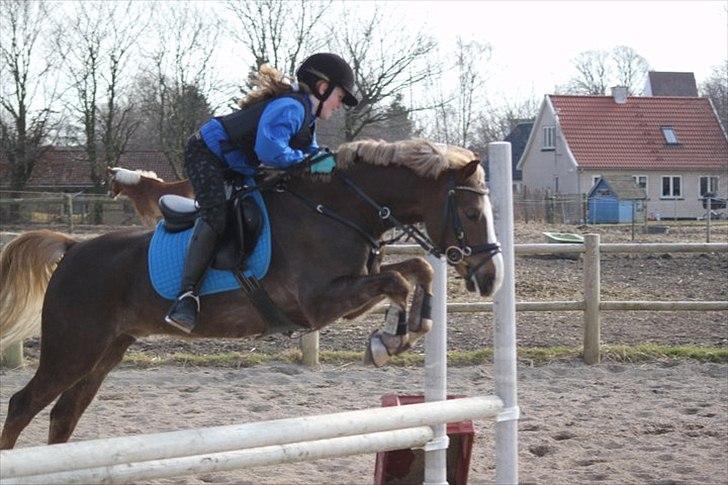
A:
[303,257,435,367]
[365,258,435,366]
[379,258,434,335]
[305,271,411,327]
[303,270,414,365]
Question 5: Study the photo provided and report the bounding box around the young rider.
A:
[165,53,359,333]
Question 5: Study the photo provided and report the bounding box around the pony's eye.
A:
[465,208,480,221]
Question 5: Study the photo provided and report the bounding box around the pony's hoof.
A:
[415,318,433,334]
[364,331,391,367]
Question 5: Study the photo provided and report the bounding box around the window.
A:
[661,126,679,145]
[633,175,648,193]
[542,126,555,150]
[700,176,718,197]
[661,175,682,198]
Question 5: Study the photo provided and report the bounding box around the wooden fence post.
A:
[300,331,319,367]
[0,341,24,369]
[66,194,74,233]
[583,234,601,364]
[706,197,711,243]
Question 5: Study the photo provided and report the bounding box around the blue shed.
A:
[587,175,647,224]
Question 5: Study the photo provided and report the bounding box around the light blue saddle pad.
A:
[148,189,271,300]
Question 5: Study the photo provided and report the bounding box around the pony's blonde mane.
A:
[335,139,478,179]
[111,167,163,185]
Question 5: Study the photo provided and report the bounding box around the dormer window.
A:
[661,126,679,145]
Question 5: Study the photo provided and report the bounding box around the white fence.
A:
[0,143,520,483]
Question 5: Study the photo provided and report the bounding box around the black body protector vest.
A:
[216,92,315,167]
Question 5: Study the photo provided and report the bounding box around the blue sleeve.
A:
[254,98,314,168]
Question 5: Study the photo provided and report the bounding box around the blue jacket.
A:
[199,94,319,176]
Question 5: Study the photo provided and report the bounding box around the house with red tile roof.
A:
[517,88,728,219]
[0,148,178,191]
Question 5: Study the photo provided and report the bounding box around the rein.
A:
[280,185,384,272]
[336,173,443,260]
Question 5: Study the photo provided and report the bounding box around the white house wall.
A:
[580,169,727,219]
[520,99,580,194]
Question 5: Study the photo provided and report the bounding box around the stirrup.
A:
[177,291,200,310]
[164,291,201,333]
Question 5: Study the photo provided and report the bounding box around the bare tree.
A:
[700,59,728,132]
[332,7,438,141]
[566,46,650,96]
[567,49,611,95]
[612,45,649,95]
[225,0,330,77]
[0,0,64,191]
[454,38,491,147]
[99,3,148,169]
[420,39,492,149]
[145,4,220,178]
[476,94,540,149]
[62,1,147,191]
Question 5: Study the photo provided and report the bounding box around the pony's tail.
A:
[0,230,77,352]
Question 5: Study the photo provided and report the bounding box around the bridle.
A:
[440,172,502,280]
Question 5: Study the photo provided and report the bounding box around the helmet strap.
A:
[314,82,336,117]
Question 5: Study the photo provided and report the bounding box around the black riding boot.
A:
[165,219,219,333]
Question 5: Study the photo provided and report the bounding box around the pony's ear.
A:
[457,160,481,183]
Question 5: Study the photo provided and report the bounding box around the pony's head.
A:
[106,167,161,199]
[427,148,503,297]
[106,167,126,198]
[337,139,503,297]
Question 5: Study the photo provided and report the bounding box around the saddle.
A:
[158,192,262,271]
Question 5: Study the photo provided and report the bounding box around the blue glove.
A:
[309,154,336,174]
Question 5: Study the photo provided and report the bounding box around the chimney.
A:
[611,86,628,104]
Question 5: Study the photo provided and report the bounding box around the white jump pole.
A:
[424,255,448,485]
[0,396,503,480]
[8,428,436,485]
[488,141,520,484]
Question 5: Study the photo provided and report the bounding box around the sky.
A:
[30,0,728,115]
[384,0,727,102]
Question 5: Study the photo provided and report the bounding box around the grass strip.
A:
[119,344,727,368]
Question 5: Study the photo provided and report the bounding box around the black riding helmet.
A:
[296,53,359,110]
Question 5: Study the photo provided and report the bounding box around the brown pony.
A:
[0,138,503,449]
[106,167,194,226]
